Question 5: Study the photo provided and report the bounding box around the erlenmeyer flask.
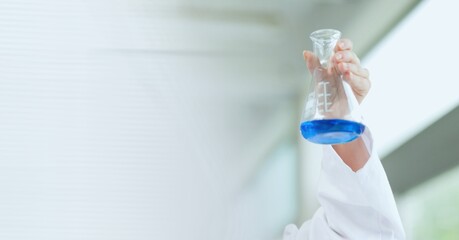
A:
[300,29,365,144]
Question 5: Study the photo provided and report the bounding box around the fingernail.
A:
[335,53,342,60]
[340,41,346,49]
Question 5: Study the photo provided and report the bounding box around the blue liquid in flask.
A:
[300,119,365,144]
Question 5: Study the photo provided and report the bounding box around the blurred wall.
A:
[0,1,301,239]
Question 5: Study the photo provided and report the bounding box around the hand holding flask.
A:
[300,29,366,145]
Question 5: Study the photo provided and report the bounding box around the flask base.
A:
[300,119,365,144]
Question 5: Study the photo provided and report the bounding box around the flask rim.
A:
[310,29,341,43]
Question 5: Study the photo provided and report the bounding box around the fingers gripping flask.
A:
[300,29,365,144]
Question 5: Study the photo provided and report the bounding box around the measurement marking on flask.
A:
[317,82,332,112]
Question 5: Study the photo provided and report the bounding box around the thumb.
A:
[283,224,299,240]
[303,50,320,74]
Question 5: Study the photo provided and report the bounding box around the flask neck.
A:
[310,29,341,68]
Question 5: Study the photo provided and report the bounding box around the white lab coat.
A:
[283,129,406,240]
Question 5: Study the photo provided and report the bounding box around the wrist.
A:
[332,136,370,172]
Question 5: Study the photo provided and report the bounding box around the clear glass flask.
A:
[300,29,365,144]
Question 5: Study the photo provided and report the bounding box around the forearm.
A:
[332,136,369,172]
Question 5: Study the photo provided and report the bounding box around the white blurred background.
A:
[0,0,458,239]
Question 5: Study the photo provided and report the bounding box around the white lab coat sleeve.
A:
[283,129,406,240]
